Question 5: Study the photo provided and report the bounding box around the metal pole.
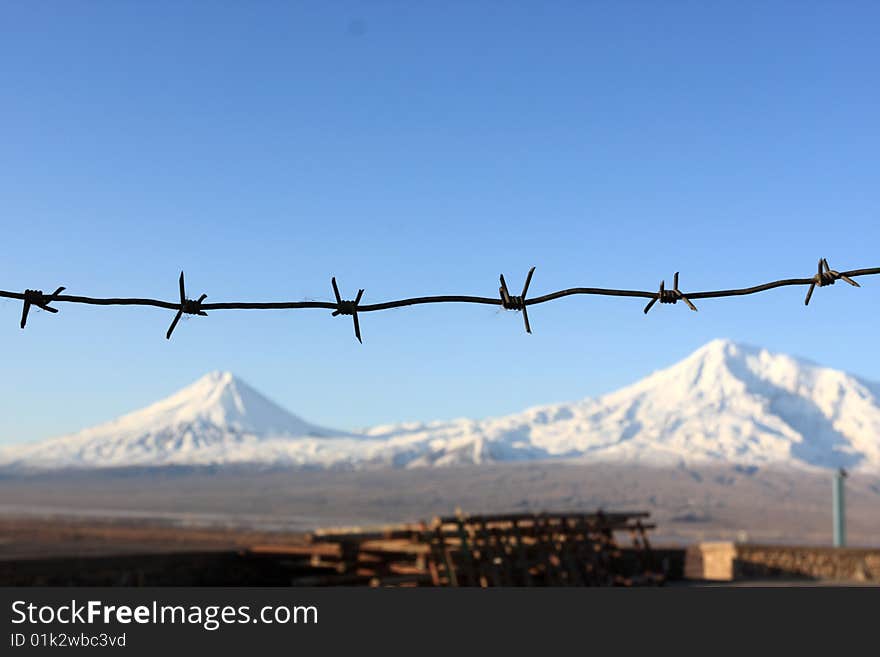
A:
[832,468,847,548]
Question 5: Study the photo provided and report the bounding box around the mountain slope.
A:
[2,340,879,472]
[0,371,348,469]
[357,339,880,471]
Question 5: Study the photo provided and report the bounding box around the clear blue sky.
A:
[2,1,878,446]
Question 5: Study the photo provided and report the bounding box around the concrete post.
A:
[833,468,847,548]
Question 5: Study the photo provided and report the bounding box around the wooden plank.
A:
[436,511,651,525]
[248,544,340,558]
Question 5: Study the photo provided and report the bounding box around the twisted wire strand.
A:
[2,268,878,310]
[1,263,878,340]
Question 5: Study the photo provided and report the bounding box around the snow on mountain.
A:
[2,340,880,472]
[350,339,880,471]
[0,371,354,469]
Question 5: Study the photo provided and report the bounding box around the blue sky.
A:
[1,1,879,445]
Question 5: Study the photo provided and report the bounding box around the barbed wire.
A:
[2,258,878,343]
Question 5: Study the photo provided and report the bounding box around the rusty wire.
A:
[2,258,878,342]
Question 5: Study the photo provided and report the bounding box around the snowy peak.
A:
[0,372,346,471]
[624,339,832,403]
[587,339,880,470]
[137,371,327,437]
[354,338,880,472]
[2,341,879,472]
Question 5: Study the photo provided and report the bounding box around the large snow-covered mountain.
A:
[2,340,879,472]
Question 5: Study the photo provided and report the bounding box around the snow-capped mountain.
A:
[0,371,349,469]
[352,339,880,471]
[2,340,880,472]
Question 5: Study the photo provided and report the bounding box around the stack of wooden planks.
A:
[249,510,664,587]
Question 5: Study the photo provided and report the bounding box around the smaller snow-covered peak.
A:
[0,372,347,470]
[692,337,739,354]
[39,371,344,450]
[166,370,245,421]
[132,371,334,437]
[200,370,235,386]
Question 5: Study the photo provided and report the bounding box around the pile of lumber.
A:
[249,510,664,587]
[250,533,432,587]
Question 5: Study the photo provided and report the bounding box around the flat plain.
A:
[0,462,878,558]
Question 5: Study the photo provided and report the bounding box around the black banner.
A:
[1,587,877,654]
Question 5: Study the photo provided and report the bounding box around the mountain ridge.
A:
[2,339,879,472]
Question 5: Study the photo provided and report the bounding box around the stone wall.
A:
[685,542,880,582]
[734,545,880,582]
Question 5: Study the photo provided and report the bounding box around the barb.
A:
[804,258,860,306]
[499,266,536,333]
[331,277,364,343]
[166,272,208,340]
[0,257,877,343]
[643,272,697,314]
[19,286,66,329]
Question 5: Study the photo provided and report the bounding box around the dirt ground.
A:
[0,515,308,561]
